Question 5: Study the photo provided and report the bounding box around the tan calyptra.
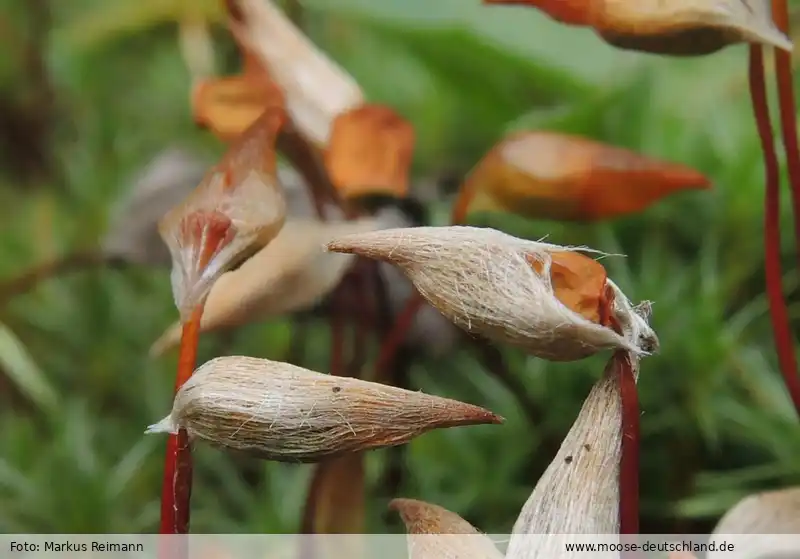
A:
[149,216,378,357]
[158,108,287,321]
[506,349,644,559]
[144,356,503,461]
[327,225,658,362]
[390,498,503,559]
[483,0,792,56]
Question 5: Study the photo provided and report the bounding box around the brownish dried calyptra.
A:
[145,356,503,461]
[327,225,658,362]
[159,109,287,321]
[390,498,503,559]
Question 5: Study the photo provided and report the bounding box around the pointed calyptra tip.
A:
[389,498,483,534]
[456,408,505,426]
[390,498,504,559]
[325,238,357,255]
[325,228,417,264]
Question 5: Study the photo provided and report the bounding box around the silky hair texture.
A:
[146,356,502,462]
[328,225,657,361]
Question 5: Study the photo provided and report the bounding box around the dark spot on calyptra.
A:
[332,386,341,393]
[564,456,574,464]
[583,444,591,451]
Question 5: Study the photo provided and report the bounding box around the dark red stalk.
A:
[769,1,800,416]
[348,261,374,378]
[748,43,800,415]
[615,350,640,540]
[450,175,478,225]
[772,0,800,265]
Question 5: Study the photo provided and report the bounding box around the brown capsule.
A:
[595,0,792,55]
[327,225,657,361]
[390,498,503,559]
[324,104,415,200]
[191,74,286,143]
[145,356,502,462]
[463,131,711,222]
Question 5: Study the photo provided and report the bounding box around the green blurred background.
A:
[1,0,799,535]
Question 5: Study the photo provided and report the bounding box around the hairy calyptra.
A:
[327,226,657,361]
[146,356,503,461]
[219,0,416,201]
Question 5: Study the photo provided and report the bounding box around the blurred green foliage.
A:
[1,0,800,535]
